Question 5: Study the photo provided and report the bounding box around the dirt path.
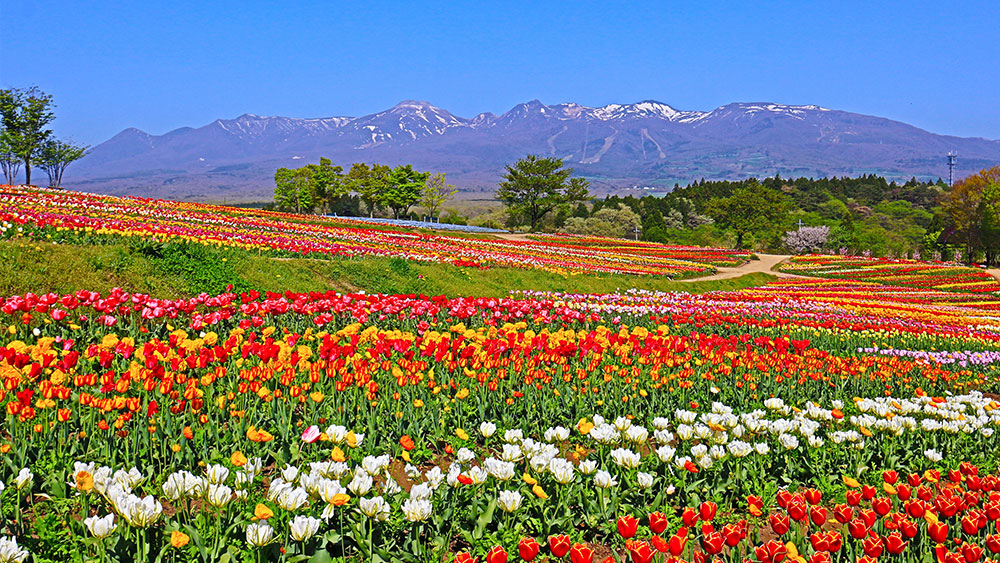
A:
[674,253,804,282]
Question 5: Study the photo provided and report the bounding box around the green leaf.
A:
[474,498,497,540]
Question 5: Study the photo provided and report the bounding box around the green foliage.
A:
[383,164,430,219]
[38,138,89,188]
[274,166,315,213]
[705,182,791,248]
[421,172,457,219]
[0,86,56,186]
[562,204,641,238]
[495,155,591,231]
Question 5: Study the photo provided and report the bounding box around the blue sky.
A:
[2,0,998,145]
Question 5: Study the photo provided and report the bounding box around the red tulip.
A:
[896,484,912,501]
[628,541,656,563]
[846,490,862,506]
[788,500,807,522]
[834,504,854,523]
[649,511,668,535]
[900,518,919,539]
[809,533,829,552]
[808,553,832,563]
[883,470,899,485]
[770,513,790,535]
[754,540,787,563]
[907,473,922,487]
[700,501,718,522]
[682,507,699,526]
[651,535,669,553]
[804,489,822,505]
[860,509,878,528]
[809,506,827,527]
[963,543,984,563]
[518,537,539,561]
[861,485,877,501]
[948,470,962,484]
[963,513,982,535]
[826,531,843,552]
[723,523,743,547]
[905,499,927,519]
[669,533,688,556]
[703,532,724,555]
[455,553,479,563]
[872,497,893,516]
[617,515,639,539]
[483,546,507,563]
[962,463,980,477]
[549,535,571,558]
[862,535,884,558]
[777,490,792,508]
[929,521,949,544]
[985,534,1000,554]
[569,543,594,563]
[917,486,933,502]
[885,532,908,555]
[848,519,869,540]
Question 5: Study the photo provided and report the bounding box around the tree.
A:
[706,182,791,248]
[346,163,391,217]
[38,139,88,188]
[0,130,21,185]
[495,155,591,231]
[0,87,55,186]
[941,166,1000,263]
[274,166,314,213]
[420,172,456,220]
[305,157,346,214]
[562,204,641,238]
[783,225,830,253]
[382,165,430,219]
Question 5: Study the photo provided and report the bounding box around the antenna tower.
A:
[947,152,958,187]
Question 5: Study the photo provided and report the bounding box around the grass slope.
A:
[1,240,774,298]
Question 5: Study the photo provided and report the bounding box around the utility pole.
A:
[947,152,958,187]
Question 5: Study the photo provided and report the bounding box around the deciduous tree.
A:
[382,165,430,219]
[38,139,89,188]
[706,182,791,248]
[0,87,55,186]
[495,155,591,231]
[420,172,457,220]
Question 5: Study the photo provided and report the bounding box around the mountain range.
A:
[67,100,1000,201]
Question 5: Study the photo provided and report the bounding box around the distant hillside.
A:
[68,99,1000,201]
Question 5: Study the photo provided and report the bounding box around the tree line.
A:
[273,160,456,220]
[0,87,88,187]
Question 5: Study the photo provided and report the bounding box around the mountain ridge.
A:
[68,99,1000,202]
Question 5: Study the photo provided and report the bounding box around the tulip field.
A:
[0,187,999,562]
[0,187,749,277]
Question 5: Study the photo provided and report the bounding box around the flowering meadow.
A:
[776,255,1000,294]
[0,261,998,562]
[0,186,749,278]
[0,185,998,562]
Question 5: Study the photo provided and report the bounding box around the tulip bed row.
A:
[0,261,998,561]
[525,235,752,267]
[0,186,750,277]
[775,255,1000,294]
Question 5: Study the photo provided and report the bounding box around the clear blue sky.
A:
[2,0,998,145]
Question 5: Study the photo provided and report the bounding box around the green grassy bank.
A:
[0,240,774,299]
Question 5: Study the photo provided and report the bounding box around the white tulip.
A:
[497,490,523,513]
[289,515,321,542]
[358,496,390,521]
[401,498,432,522]
[594,470,618,489]
[83,513,117,538]
[246,521,274,547]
